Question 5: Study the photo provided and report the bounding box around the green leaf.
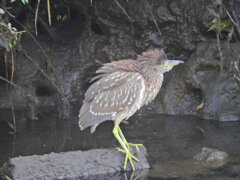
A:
[208,18,217,31]
[10,0,16,3]
[208,18,231,32]
[221,19,231,30]
[9,42,12,49]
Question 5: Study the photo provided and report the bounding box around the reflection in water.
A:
[0,109,240,179]
[124,171,139,180]
[124,169,149,180]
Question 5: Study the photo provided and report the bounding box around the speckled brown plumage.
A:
[79,49,171,133]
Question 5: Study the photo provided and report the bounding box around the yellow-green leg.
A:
[118,126,143,152]
[113,122,139,171]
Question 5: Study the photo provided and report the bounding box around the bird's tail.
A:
[78,103,111,131]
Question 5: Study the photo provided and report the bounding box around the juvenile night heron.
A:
[79,49,183,170]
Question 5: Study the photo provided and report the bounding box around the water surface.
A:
[0,109,239,179]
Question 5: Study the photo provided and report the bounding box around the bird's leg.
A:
[113,121,139,171]
[118,126,143,152]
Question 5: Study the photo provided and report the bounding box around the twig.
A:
[4,50,16,132]
[0,22,24,36]
[35,0,41,35]
[26,4,56,40]
[0,75,35,99]
[9,48,16,132]
[23,51,66,100]
[208,6,223,74]
[0,4,15,18]
[234,60,240,85]
[12,18,66,100]
[114,0,133,22]
[216,23,223,73]
[10,48,14,82]
[13,15,66,99]
[146,0,162,36]
[113,0,134,45]
[4,51,8,87]
[223,6,240,36]
[9,94,16,132]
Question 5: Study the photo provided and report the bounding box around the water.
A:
[0,108,240,179]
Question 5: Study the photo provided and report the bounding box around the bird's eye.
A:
[161,61,165,66]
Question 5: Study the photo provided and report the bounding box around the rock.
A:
[0,146,149,180]
[157,40,240,121]
[194,147,229,168]
[149,147,229,179]
[90,0,224,55]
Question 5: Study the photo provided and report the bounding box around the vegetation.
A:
[207,2,240,85]
[0,0,69,132]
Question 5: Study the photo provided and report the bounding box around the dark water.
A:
[0,108,240,179]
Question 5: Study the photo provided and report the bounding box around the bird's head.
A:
[139,49,184,73]
[160,59,184,73]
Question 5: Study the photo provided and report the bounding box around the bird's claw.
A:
[118,148,139,171]
[118,148,139,162]
[126,143,143,152]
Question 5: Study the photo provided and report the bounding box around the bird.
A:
[78,49,184,171]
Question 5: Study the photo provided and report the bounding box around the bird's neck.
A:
[139,65,164,105]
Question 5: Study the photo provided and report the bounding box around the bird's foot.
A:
[118,148,139,171]
[125,142,143,152]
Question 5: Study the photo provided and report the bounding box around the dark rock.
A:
[194,147,229,168]
[0,146,149,180]
[91,0,221,55]
[149,147,229,179]
[157,40,240,121]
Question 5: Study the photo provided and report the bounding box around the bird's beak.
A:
[165,60,184,68]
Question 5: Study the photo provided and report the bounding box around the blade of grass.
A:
[47,0,51,26]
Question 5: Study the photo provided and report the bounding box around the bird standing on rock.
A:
[79,49,184,171]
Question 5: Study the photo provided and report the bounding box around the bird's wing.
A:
[79,71,145,131]
[95,59,137,74]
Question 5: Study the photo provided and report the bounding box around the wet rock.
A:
[0,146,149,180]
[149,147,229,179]
[157,40,240,121]
[194,147,229,168]
[90,0,221,56]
